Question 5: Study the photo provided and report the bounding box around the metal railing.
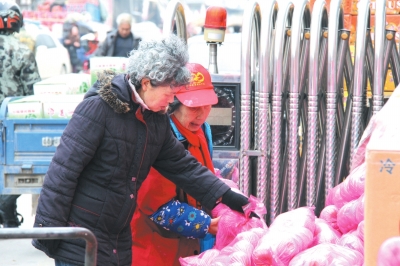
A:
[0,227,97,266]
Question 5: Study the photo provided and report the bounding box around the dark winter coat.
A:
[93,29,141,57]
[32,71,230,266]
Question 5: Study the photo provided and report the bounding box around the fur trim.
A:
[97,70,131,114]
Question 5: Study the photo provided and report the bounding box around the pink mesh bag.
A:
[337,194,364,234]
[377,237,400,266]
[311,218,341,246]
[337,230,364,255]
[319,205,340,232]
[288,243,363,266]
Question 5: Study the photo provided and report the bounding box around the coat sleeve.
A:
[34,97,106,228]
[152,119,230,211]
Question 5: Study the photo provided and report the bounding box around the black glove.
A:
[221,189,249,213]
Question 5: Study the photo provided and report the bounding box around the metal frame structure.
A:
[162,0,398,223]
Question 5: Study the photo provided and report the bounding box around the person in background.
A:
[94,13,141,57]
[142,0,163,29]
[131,63,220,266]
[63,24,82,73]
[32,34,248,266]
[0,0,41,228]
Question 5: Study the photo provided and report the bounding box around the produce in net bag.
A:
[311,218,341,246]
[180,228,266,266]
[210,239,255,265]
[252,227,314,265]
[377,236,400,266]
[252,207,316,265]
[337,162,366,205]
[337,229,364,255]
[269,207,316,233]
[288,243,363,266]
[229,227,266,248]
[319,205,340,232]
[326,156,365,210]
[337,194,364,234]
[211,191,267,250]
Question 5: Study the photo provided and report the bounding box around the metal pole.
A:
[326,1,344,192]
[278,28,292,215]
[350,0,370,169]
[296,29,311,208]
[208,43,219,74]
[270,0,294,222]
[383,30,396,79]
[257,0,277,219]
[307,0,327,207]
[288,0,311,211]
[240,0,261,197]
[389,36,400,86]
[0,228,97,266]
[315,27,329,214]
[162,0,187,42]
[336,30,350,136]
[372,0,386,114]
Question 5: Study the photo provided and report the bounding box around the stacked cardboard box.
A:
[7,94,84,119]
[90,57,129,86]
[33,73,91,96]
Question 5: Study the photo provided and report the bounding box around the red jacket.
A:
[131,168,201,266]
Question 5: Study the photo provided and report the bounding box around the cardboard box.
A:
[7,96,43,119]
[34,73,91,96]
[365,93,400,265]
[90,57,129,86]
[42,95,84,119]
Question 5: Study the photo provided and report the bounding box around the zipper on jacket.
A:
[114,108,148,266]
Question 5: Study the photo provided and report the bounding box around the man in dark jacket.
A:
[94,13,141,57]
[0,0,41,228]
[32,34,249,266]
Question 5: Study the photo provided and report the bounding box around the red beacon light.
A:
[204,6,227,43]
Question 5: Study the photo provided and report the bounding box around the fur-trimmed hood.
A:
[85,70,133,114]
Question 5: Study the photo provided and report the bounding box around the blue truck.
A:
[0,97,70,195]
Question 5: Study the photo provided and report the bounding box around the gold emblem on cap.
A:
[189,72,205,88]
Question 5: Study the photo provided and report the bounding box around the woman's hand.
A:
[208,216,221,235]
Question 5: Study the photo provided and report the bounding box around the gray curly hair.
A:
[127,34,191,90]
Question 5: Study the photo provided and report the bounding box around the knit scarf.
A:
[170,114,215,208]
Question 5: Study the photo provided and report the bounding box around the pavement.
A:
[0,194,54,266]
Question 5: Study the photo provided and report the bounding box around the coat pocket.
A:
[33,214,62,254]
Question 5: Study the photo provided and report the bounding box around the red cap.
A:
[175,63,218,107]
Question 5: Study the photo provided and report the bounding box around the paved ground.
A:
[0,194,54,266]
